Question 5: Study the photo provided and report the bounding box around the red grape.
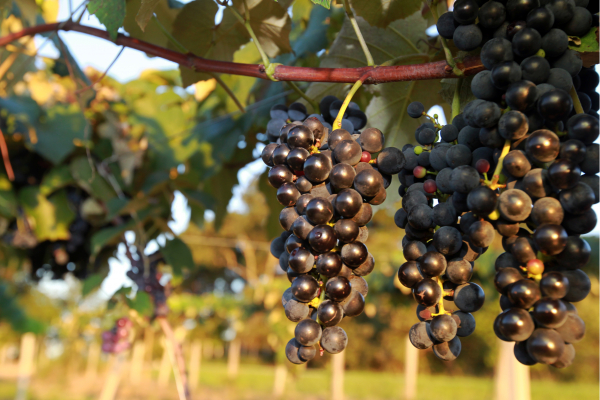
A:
[360,151,371,163]
[424,179,437,193]
[476,159,490,174]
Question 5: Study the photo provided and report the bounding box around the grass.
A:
[0,361,595,400]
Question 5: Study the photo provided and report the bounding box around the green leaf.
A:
[90,208,156,254]
[351,0,422,28]
[124,0,182,50]
[126,291,153,316]
[70,156,117,202]
[439,76,476,116]
[135,0,161,30]
[18,188,76,241]
[88,0,126,41]
[0,175,17,218]
[258,170,281,239]
[310,0,331,9]
[82,272,107,296]
[39,165,75,196]
[161,237,195,276]
[173,0,291,86]
[569,26,599,53]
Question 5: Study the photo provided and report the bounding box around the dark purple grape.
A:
[335,188,363,218]
[287,125,314,150]
[326,276,351,302]
[548,159,580,190]
[398,261,425,288]
[268,165,293,188]
[305,197,334,225]
[532,298,568,328]
[277,183,301,206]
[329,163,356,190]
[317,300,344,327]
[308,225,336,253]
[540,272,570,300]
[497,307,535,341]
[340,241,368,267]
[527,328,565,364]
[508,279,541,309]
[429,314,458,342]
[525,129,560,163]
[494,267,524,295]
[316,252,342,277]
[412,278,442,307]
[538,89,573,122]
[304,153,332,183]
[333,140,362,165]
[291,275,319,302]
[340,290,365,317]
[320,326,348,354]
[294,318,322,346]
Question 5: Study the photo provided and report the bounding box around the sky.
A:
[33,0,600,298]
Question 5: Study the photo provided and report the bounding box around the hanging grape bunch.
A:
[261,97,403,364]
[394,0,599,366]
[101,317,133,354]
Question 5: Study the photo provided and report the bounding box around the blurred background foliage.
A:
[0,1,594,399]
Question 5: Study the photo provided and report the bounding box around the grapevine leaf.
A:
[351,0,422,28]
[569,26,599,53]
[174,0,291,86]
[310,0,331,9]
[82,272,107,296]
[161,237,195,276]
[124,0,182,50]
[439,76,476,115]
[90,208,156,254]
[126,291,153,316]
[258,170,281,239]
[0,175,17,218]
[87,0,126,41]
[135,0,161,30]
[18,188,76,241]
[70,157,117,202]
[39,165,75,196]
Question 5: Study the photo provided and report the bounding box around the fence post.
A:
[144,327,154,381]
[227,338,241,379]
[85,342,101,381]
[404,336,418,400]
[158,340,171,387]
[494,340,531,400]
[272,363,287,397]
[331,350,345,400]
[15,333,36,400]
[189,340,202,391]
[98,354,124,400]
[130,341,145,384]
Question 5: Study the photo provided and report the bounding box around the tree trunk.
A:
[158,341,171,387]
[189,340,202,391]
[130,341,145,384]
[272,363,287,397]
[98,354,124,400]
[15,333,36,400]
[85,342,101,381]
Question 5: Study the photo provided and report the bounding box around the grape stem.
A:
[570,85,584,114]
[342,0,375,67]
[431,276,451,316]
[484,139,511,190]
[333,72,372,130]
[451,78,462,121]
[425,0,463,77]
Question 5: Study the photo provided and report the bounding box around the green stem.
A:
[451,77,462,121]
[426,0,462,76]
[342,0,375,67]
[230,6,271,72]
[287,81,319,113]
[570,85,584,114]
[487,139,511,189]
[333,78,365,130]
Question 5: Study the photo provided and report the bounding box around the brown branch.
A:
[0,21,485,85]
[0,128,15,181]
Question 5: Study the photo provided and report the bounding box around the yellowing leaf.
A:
[135,0,160,30]
[18,187,76,241]
[194,78,216,101]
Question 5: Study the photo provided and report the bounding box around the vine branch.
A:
[0,21,487,84]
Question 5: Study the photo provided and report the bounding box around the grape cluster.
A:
[396,0,599,366]
[101,317,133,353]
[261,98,403,364]
[395,107,487,362]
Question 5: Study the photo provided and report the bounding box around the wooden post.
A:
[157,340,171,387]
[203,342,213,360]
[189,340,202,391]
[130,341,145,384]
[0,344,8,365]
[85,342,101,381]
[404,336,418,400]
[494,340,531,400]
[15,333,36,400]
[98,354,124,400]
[227,339,241,379]
[272,363,287,397]
[144,327,154,381]
[331,350,345,400]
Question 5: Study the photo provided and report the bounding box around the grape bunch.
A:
[101,317,133,353]
[396,0,599,366]
[261,97,403,364]
[395,106,488,362]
